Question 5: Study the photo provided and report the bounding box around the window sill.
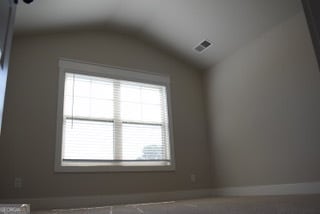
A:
[54,162,176,173]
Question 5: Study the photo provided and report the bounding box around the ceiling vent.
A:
[194,40,212,53]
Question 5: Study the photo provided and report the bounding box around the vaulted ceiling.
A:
[14,0,303,69]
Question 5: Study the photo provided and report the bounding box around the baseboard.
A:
[0,189,212,210]
[212,181,320,196]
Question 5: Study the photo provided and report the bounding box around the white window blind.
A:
[61,72,171,167]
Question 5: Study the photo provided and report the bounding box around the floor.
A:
[33,194,320,214]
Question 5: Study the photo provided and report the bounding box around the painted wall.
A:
[0,30,212,198]
[206,11,320,188]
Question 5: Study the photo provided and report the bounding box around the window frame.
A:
[55,59,175,172]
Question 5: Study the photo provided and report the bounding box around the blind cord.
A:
[71,73,75,129]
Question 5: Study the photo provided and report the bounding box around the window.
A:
[55,59,175,172]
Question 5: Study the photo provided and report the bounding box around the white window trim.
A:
[55,58,175,172]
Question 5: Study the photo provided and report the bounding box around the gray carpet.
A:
[33,194,320,214]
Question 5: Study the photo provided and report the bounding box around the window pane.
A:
[73,97,90,117]
[120,81,165,123]
[142,104,161,122]
[63,119,114,160]
[121,84,141,103]
[121,102,142,121]
[64,74,114,119]
[91,80,113,100]
[122,124,166,160]
[63,95,73,116]
[64,77,74,97]
[141,88,161,105]
[91,99,113,119]
[74,78,91,98]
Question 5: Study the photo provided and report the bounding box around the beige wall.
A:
[2,4,317,200]
[0,30,212,198]
[206,11,320,188]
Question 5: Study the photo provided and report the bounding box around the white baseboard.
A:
[212,181,320,196]
[0,189,212,210]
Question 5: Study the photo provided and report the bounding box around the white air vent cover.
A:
[194,40,212,53]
